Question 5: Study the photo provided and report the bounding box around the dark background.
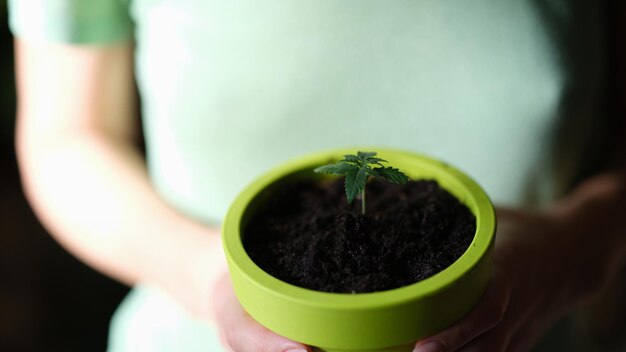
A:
[0,2,130,351]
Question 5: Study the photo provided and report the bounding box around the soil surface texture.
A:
[244,178,476,293]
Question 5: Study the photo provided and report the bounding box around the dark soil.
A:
[243,178,476,293]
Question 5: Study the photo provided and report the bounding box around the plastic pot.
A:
[223,149,496,352]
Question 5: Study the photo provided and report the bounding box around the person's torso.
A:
[130,0,606,224]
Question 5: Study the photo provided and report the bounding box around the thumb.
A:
[413,268,510,352]
[213,275,311,352]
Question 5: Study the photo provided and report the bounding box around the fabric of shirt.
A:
[9,0,607,351]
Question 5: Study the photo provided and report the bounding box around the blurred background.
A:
[0,2,130,351]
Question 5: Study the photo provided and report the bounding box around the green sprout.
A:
[314,151,409,214]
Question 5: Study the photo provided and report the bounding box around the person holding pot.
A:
[9,0,626,351]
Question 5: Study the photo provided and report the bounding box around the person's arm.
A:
[15,38,312,352]
[411,180,626,352]
[14,38,225,316]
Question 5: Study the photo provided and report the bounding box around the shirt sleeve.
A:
[8,0,134,44]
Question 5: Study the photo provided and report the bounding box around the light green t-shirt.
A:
[9,0,607,351]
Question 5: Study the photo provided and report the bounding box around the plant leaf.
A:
[357,151,387,166]
[372,166,410,184]
[344,165,369,203]
[314,163,358,176]
[366,157,388,166]
[314,151,409,208]
[357,151,377,160]
[341,154,362,164]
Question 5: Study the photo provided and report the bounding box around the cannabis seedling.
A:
[314,151,409,214]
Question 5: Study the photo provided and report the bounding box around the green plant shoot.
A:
[314,151,409,214]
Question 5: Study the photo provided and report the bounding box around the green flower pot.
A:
[223,149,496,352]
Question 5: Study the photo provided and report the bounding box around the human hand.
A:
[413,206,610,352]
[211,272,312,352]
